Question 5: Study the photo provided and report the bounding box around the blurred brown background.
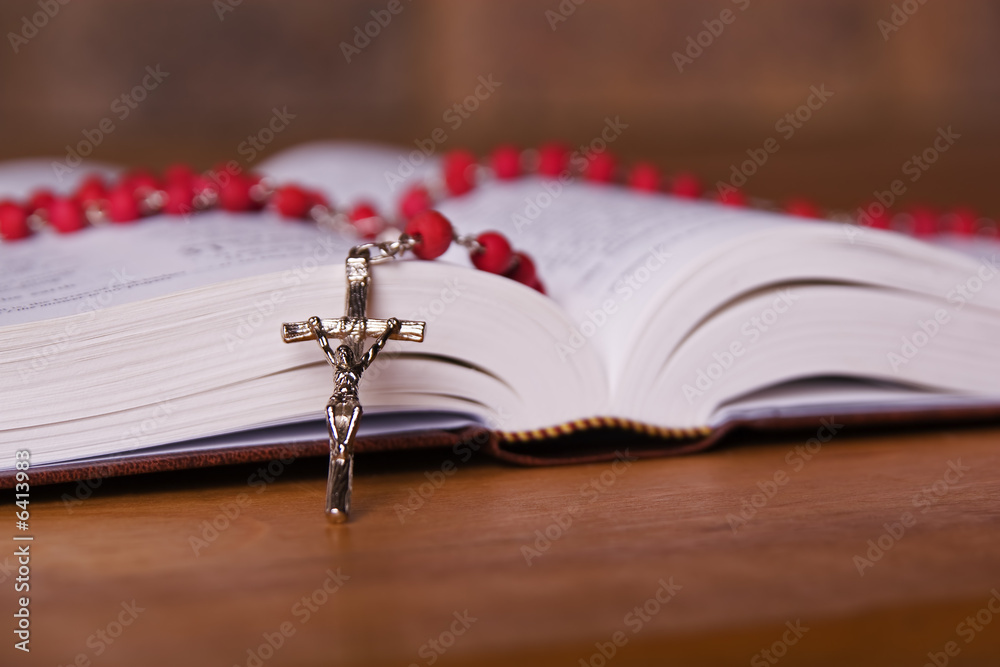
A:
[0,0,997,213]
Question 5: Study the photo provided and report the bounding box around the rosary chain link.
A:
[453,233,483,253]
[348,233,417,264]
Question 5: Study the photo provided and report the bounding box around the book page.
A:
[435,180,796,376]
[0,212,354,326]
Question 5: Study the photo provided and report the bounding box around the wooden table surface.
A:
[9,423,1000,666]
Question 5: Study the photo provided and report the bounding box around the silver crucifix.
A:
[281,253,425,522]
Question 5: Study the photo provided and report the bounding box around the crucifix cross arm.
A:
[280,316,425,345]
[306,316,401,373]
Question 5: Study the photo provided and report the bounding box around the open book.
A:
[3,142,1000,481]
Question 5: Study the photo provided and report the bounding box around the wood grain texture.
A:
[0,0,998,216]
[7,422,1000,666]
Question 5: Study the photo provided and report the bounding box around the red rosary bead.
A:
[584,152,616,183]
[505,252,537,285]
[218,175,254,212]
[950,207,977,235]
[538,143,569,177]
[121,169,160,197]
[399,185,432,220]
[470,231,512,274]
[306,189,329,211]
[75,175,107,208]
[272,185,311,219]
[188,176,218,210]
[717,188,747,207]
[163,180,194,215]
[864,209,892,230]
[670,172,703,199]
[0,201,31,240]
[28,189,55,214]
[443,150,477,196]
[628,162,661,192]
[348,202,384,239]
[909,206,937,237]
[858,203,891,230]
[405,210,453,260]
[490,145,521,180]
[48,198,86,234]
[349,203,377,221]
[164,163,195,186]
[785,198,820,218]
[107,185,141,223]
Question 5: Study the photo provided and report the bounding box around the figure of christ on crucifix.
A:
[281,255,425,522]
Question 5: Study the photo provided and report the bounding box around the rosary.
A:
[0,143,989,521]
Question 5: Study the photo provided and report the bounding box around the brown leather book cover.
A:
[5,403,999,489]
